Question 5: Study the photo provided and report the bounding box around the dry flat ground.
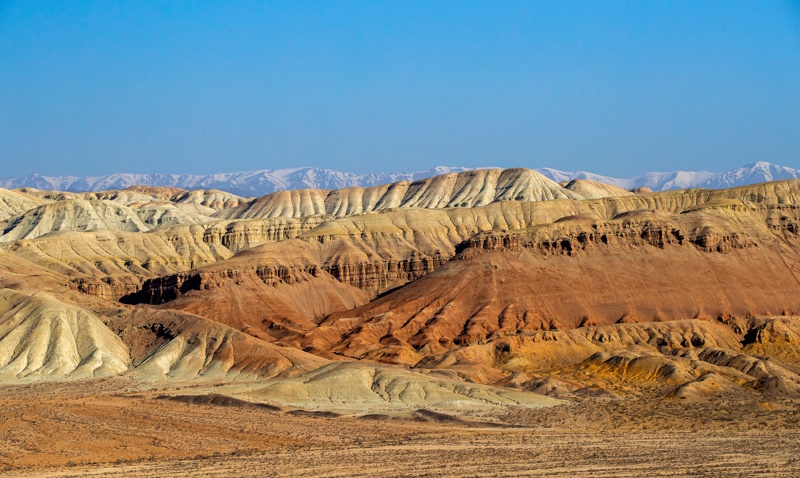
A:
[1,379,799,477]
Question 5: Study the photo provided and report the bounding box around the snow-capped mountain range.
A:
[0,162,797,197]
[537,161,800,191]
[0,166,470,197]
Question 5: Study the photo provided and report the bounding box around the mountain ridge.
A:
[1,161,798,196]
[536,161,800,190]
[0,166,471,197]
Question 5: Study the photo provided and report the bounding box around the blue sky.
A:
[1,1,799,177]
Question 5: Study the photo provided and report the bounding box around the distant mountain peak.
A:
[535,161,799,191]
[0,162,797,196]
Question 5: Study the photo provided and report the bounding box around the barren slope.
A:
[305,211,800,358]
[216,168,583,220]
[0,289,130,380]
[231,361,560,412]
[0,198,151,242]
[111,308,328,381]
[0,188,44,222]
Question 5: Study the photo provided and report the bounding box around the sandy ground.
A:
[1,379,799,477]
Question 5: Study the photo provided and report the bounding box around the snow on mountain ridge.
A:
[535,163,798,191]
[701,161,800,189]
[0,167,473,197]
[1,163,797,196]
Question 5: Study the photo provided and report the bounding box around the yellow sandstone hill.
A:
[0,289,130,380]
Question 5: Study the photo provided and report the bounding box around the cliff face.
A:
[323,254,450,290]
[72,276,142,300]
[455,232,521,255]
[123,264,324,305]
[201,216,327,252]
[125,230,453,304]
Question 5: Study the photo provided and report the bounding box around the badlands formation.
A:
[2,168,800,476]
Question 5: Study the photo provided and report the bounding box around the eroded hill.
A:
[0,170,799,411]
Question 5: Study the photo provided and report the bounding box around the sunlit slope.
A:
[0,289,130,379]
[0,198,150,242]
[215,169,585,220]
[237,361,561,412]
[0,188,44,222]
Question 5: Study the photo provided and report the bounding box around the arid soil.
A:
[1,379,798,477]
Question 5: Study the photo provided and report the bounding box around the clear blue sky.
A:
[1,1,799,177]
